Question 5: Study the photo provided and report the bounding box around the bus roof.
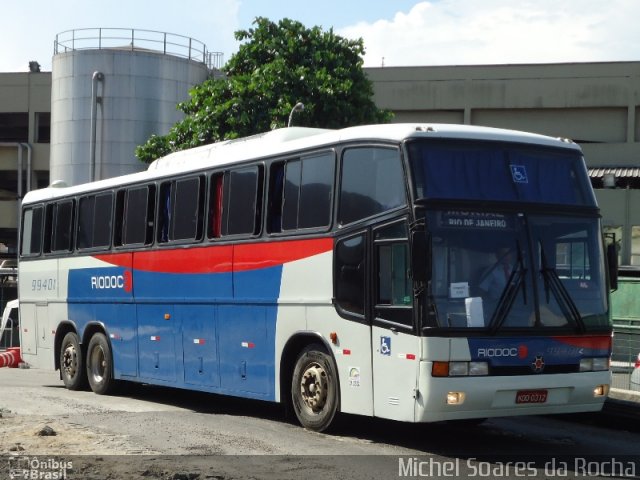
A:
[23,123,581,205]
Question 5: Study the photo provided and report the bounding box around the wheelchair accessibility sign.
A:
[510,164,528,184]
[380,336,391,356]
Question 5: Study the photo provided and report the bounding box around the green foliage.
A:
[136,17,392,163]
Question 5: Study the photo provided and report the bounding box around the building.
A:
[0,70,51,254]
[1,60,639,267]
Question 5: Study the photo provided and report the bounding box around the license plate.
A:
[515,389,548,404]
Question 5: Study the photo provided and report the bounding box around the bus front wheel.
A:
[60,332,87,390]
[291,344,339,432]
[86,333,117,395]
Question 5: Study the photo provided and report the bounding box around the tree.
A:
[136,17,392,163]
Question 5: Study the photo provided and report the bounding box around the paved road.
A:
[1,367,639,479]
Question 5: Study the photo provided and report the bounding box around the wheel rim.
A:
[89,345,106,384]
[299,362,329,413]
[62,344,78,379]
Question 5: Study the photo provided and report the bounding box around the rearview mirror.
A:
[410,227,429,283]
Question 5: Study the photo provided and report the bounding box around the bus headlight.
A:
[447,392,466,405]
[448,362,469,376]
[432,361,489,377]
[469,362,489,376]
[593,384,609,397]
[580,357,610,372]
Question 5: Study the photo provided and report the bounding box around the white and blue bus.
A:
[18,124,614,431]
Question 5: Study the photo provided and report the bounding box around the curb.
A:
[609,388,640,403]
[602,389,640,422]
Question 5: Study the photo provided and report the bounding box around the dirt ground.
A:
[0,409,147,455]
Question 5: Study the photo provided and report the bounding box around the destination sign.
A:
[440,211,512,230]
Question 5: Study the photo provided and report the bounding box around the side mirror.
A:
[410,227,430,283]
[607,242,618,291]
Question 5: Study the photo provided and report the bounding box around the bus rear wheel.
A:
[60,332,87,390]
[291,344,339,432]
[86,333,117,395]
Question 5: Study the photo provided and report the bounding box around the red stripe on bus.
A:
[551,335,612,350]
[233,238,333,272]
[94,238,333,274]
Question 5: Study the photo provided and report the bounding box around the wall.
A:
[0,72,51,251]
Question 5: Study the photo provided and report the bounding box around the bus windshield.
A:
[423,210,609,332]
[407,139,596,206]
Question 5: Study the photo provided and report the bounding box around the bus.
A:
[18,123,615,432]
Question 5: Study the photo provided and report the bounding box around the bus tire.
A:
[291,344,339,432]
[86,333,117,395]
[60,332,87,390]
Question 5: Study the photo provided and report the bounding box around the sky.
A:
[1,0,640,72]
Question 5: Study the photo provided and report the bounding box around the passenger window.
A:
[119,186,155,246]
[267,164,285,234]
[223,166,262,236]
[269,152,334,233]
[21,206,44,256]
[51,200,74,252]
[77,193,113,250]
[339,147,406,225]
[207,173,224,239]
[334,232,367,318]
[158,177,204,243]
[173,178,203,240]
[282,160,301,230]
[158,177,204,242]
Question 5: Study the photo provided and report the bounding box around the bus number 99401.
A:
[32,278,56,292]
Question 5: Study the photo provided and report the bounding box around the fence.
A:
[54,28,224,70]
[611,275,640,391]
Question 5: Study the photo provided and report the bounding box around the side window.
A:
[21,206,44,256]
[223,166,262,236]
[173,177,203,241]
[116,185,155,247]
[208,173,224,239]
[158,177,205,243]
[334,232,367,319]
[267,164,285,234]
[282,160,301,230]
[339,147,406,225]
[374,220,413,328]
[51,200,74,252]
[269,152,334,233]
[298,153,334,229]
[77,193,113,250]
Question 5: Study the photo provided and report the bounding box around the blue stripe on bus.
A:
[67,264,283,400]
[467,336,611,367]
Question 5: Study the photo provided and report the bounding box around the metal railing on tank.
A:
[54,28,224,69]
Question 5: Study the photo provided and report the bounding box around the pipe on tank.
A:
[90,71,104,182]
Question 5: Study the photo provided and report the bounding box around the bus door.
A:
[370,219,418,422]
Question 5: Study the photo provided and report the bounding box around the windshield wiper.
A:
[538,240,586,333]
[488,241,527,334]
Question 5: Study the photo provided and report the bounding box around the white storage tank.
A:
[50,28,214,186]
